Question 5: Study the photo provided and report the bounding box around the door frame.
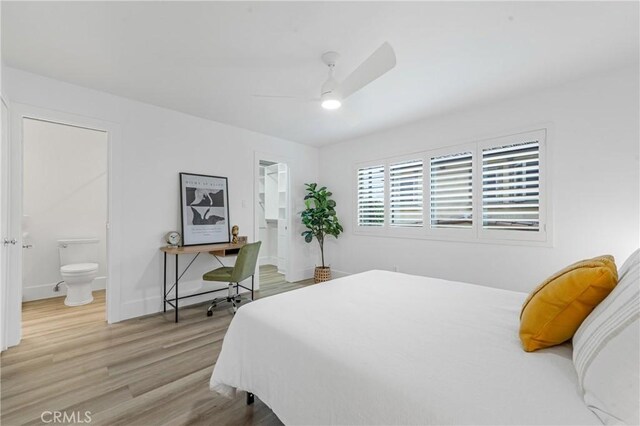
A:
[253,151,292,284]
[5,103,123,348]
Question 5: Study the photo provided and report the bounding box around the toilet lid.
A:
[61,263,99,274]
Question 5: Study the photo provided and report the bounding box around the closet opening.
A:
[257,160,290,290]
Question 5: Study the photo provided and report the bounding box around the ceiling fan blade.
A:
[251,94,300,99]
[340,42,396,99]
[252,94,321,103]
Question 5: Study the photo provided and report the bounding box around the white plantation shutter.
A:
[357,165,385,226]
[390,159,423,227]
[482,140,540,231]
[430,152,473,229]
[354,129,547,242]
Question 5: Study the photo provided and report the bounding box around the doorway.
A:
[21,118,108,330]
[257,159,290,288]
[2,103,121,350]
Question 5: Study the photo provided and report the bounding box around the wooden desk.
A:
[161,242,246,257]
[161,242,246,323]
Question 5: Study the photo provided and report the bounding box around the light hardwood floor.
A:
[1,265,313,426]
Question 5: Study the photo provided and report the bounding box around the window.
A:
[354,129,547,245]
[481,141,540,232]
[357,164,385,226]
[389,159,423,227]
[429,152,473,229]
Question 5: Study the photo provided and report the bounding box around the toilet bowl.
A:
[60,263,98,306]
[58,239,100,307]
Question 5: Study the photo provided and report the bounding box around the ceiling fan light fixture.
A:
[321,76,342,110]
[321,96,342,110]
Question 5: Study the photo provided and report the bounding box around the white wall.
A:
[320,65,640,293]
[4,66,319,321]
[22,118,107,300]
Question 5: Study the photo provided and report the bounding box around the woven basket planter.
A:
[314,267,332,283]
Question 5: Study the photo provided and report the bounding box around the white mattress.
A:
[211,270,599,425]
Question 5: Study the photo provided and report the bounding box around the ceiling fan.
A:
[253,42,396,110]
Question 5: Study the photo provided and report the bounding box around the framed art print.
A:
[179,173,230,246]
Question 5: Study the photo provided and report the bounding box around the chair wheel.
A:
[206,310,213,317]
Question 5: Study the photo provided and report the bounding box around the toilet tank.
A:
[58,238,100,266]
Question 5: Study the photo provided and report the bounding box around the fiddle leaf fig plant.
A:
[300,183,343,268]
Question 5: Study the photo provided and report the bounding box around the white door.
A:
[4,101,23,348]
[0,99,25,350]
[0,97,12,351]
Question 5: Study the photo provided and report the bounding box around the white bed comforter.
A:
[211,270,599,425]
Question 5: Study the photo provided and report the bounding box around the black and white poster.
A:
[179,173,230,246]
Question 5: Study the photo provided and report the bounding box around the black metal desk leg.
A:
[163,252,167,313]
[175,254,179,323]
[251,275,254,300]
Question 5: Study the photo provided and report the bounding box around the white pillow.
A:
[573,249,640,425]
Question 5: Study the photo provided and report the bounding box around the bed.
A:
[210,270,600,425]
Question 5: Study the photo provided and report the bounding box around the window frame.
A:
[425,143,478,240]
[352,128,550,246]
[388,156,425,229]
[477,129,547,243]
[354,153,425,239]
[355,162,386,228]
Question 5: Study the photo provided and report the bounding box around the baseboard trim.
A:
[286,267,351,283]
[116,268,351,322]
[120,279,251,321]
[22,277,107,302]
[287,267,314,283]
[330,269,351,279]
[259,256,278,266]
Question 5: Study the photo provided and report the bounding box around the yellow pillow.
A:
[519,255,618,352]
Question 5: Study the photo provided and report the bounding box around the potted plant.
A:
[301,183,343,283]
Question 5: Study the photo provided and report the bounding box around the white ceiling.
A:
[2,2,638,146]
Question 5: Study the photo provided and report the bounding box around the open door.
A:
[0,97,9,351]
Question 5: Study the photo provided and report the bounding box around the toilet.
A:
[58,238,99,306]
